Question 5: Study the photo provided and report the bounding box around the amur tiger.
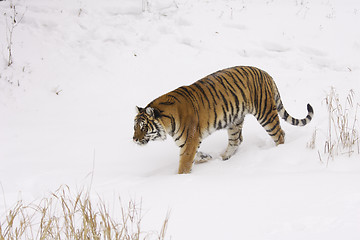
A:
[133,66,313,174]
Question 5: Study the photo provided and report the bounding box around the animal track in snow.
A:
[263,41,292,53]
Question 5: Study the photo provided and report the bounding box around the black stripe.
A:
[292,118,299,125]
[203,83,217,106]
[217,120,222,130]
[266,120,280,133]
[168,94,180,102]
[161,114,176,136]
[262,113,278,127]
[173,88,186,98]
[214,75,228,90]
[259,106,274,125]
[258,88,269,121]
[231,130,240,136]
[283,111,289,121]
[194,82,211,108]
[175,127,186,141]
[189,85,205,107]
[219,91,229,112]
[256,69,269,120]
[184,127,192,145]
[205,78,220,99]
[307,104,313,113]
[229,101,234,120]
[244,67,258,111]
[223,72,238,92]
[178,87,199,119]
[159,101,174,105]
[269,126,281,137]
[230,71,248,106]
[274,136,282,143]
[222,105,227,125]
[179,86,196,102]
[246,67,257,82]
[233,68,247,88]
[251,68,262,113]
[213,108,218,129]
[241,67,250,79]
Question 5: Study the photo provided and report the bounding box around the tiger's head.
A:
[133,106,166,145]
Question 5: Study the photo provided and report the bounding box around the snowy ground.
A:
[1,0,360,239]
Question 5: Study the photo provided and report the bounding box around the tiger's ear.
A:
[136,106,144,113]
[145,107,160,118]
[145,107,154,117]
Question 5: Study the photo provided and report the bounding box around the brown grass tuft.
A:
[0,185,170,240]
[322,87,360,163]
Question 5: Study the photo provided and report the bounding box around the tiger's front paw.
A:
[178,166,192,174]
[178,159,194,174]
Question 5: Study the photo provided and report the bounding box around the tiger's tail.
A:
[273,84,314,127]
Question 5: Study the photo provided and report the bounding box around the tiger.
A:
[133,66,313,174]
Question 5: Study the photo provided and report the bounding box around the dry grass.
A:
[307,128,317,149]
[0,185,170,240]
[4,1,26,67]
[322,87,360,162]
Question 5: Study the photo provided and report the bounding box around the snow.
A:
[1,0,360,239]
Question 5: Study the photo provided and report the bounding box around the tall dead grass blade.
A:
[322,87,360,161]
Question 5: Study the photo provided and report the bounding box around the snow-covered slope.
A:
[1,0,360,239]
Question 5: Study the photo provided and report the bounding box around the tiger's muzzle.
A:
[133,137,149,145]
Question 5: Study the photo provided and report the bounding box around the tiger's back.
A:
[134,66,313,174]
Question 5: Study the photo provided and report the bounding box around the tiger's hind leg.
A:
[260,112,285,146]
[221,118,244,161]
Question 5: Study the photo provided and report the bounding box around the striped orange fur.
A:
[133,66,313,174]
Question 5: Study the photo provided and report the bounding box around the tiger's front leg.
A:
[178,138,200,174]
